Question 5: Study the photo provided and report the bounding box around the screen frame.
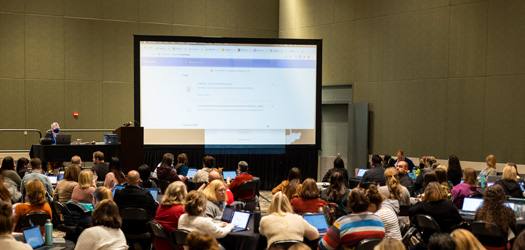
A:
[134,35,322,149]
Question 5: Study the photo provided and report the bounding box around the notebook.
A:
[230,210,251,232]
[23,226,45,249]
[223,171,237,180]
[186,168,197,179]
[303,213,329,233]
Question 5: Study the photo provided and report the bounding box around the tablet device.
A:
[186,168,197,179]
[221,206,235,223]
[23,226,45,249]
[303,213,329,233]
[230,211,250,232]
[223,171,237,180]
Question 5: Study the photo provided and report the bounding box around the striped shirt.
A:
[375,199,402,240]
[319,212,385,250]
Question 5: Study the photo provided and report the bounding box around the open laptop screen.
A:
[148,188,159,202]
[186,168,197,179]
[303,213,329,233]
[231,211,250,229]
[357,169,368,177]
[47,175,58,185]
[462,198,483,212]
[23,226,44,249]
[223,171,237,180]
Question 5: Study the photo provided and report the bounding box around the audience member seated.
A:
[71,155,83,168]
[114,170,157,218]
[193,155,216,184]
[447,155,463,187]
[71,170,96,204]
[414,156,436,192]
[154,181,186,250]
[0,156,21,189]
[20,158,53,198]
[475,185,516,236]
[378,167,410,206]
[94,187,112,205]
[92,151,109,181]
[208,170,234,205]
[1,176,20,203]
[16,157,29,179]
[54,164,80,203]
[367,184,402,241]
[229,161,254,200]
[137,164,157,189]
[435,167,451,197]
[273,167,302,199]
[393,150,416,171]
[187,231,220,250]
[290,178,327,214]
[495,164,524,198]
[260,191,319,248]
[156,153,181,184]
[451,168,480,208]
[373,238,406,250]
[175,153,190,177]
[320,171,349,218]
[104,157,126,190]
[408,182,462,233]
[13,179,52,233]
[513,230,525,250]
[427,233,456,250]
[450,229,486,250]
[321,156,349,186]
[0,178,12,203]
[202,180,227,220]
[74,200,128,250]
[178,191,234,238]
[362,155,386,185]
[396,160,414,187]
[0,200,32,250]
[319,188,385,250]
[478,154,497,180]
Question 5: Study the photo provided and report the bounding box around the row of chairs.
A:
[150,220,189,249]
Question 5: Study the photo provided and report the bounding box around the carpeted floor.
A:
[259,190,272,215]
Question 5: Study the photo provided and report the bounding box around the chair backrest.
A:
[149,220,169,240]
[16,211,50,231]
[50,200,62,226]
[356,238,383,250]
[172,229,190,245]
[268,240,303,250]
[120,207,150,221]
[414,214,441,242]
[471,221,507,247]
[235,180,257,201]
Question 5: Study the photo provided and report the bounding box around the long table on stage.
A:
[30,144,120,163]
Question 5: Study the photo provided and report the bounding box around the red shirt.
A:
[154,204,185,250]
[290,197,327,214]
[226,188,234,205]
[229,172,254,200]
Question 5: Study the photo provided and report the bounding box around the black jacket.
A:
[495,179,523,198]
[114,184,157,218]
[409,199,463,233]
[92,163,109,180]
[362,167,386,186]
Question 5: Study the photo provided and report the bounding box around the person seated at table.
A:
[409,182,462,233]
[396,160,414,188]
[427,233,456,250]
[103,157,125,190]
[362,155,386,185]
[114,170,157,218]
[13,179,52,233]
[94,187,112,205]
[192,155,216,185]
[272,167,302,199]
[320,171,349,218]
[259,191,319,248]
[450,229,485,250]
[321,156,349,186]
[451,168,480,208]
[435,166,451,197]
[74,200,128,250]
[54,164,81,202]
[16,157,29,179]
[44,121,60,145]
[495,164,524,198]
[290,178,327,214]
[475,184,516,236]
[178,191,234,238]
[1,156,21,189]
[367,184,402,241]
[187,231,220,250]
[319,188,385,250]
[71,170,96,204]
[154,181,187,250]
[202,180,227,220]
[156,153,181,184]
[137,164,157,189]
[378,167,410,206]
[229,161,254,200]
[92,151,109,181]
[20,158,53,198]
[0,200,32,249]
[175,153,190,177]
[373,238,406,250]
[1,175,20,204]
[208,170,234,205]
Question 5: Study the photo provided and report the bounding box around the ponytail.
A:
[387,175,402,201]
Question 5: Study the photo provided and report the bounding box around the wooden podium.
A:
[114,126,144,171]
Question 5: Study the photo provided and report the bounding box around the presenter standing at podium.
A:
[44,122,61,145]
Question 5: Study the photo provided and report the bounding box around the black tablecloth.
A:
[30,144,120,163]
[219,215,264,250]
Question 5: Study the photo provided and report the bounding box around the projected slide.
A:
[137,37,320,145]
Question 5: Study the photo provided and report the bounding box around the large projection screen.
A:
[134,36,322,147]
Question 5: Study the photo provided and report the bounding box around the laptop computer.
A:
[148,188,159,203]
[229,210,251,232]
[23,226,45,249]
[460,198,483,216]
[221,206,235,222]
[186,168,197,179]
[303,213,330,234]
[356,169,368,178]
[55,134,71,145]
[47,176,58,185]
[223,171,237,180]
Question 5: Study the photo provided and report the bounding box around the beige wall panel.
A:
[382,13,419,81]
[64,80,103,129]
[236,0,278,30]
[0,79,25,128]
[445,77,485,161]
[139,0,173,24]
[25,0,63,15]
[288,0,334,28]
[484,76,525,163]
[449,2,487,77]
[64,18,103,81]
[236,29,278,39]
[451,0,487,5]
[102,0,138,22]
[206,0,239,28]
[414,7,449,79]
[0,0,24,12]
[172,25,206,36]
[487,0,525,75]
[205,27,238,38]
[64,0,102,19]
[138,23,173,36]
[351,17,385,83]
[173,0,205,26]
[102,82,133,129]
[0,13,24,78]
[334,0,356,23]
[279,0,299,30]
[325,22,353,84]
[25,79,65,133]
[101,21,137,83]
[25,15,64,80]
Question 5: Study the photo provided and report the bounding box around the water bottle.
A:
[480,174,486,192]
[45,219,53,246]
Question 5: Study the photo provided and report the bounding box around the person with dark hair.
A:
[272,167,302,199]
[157,153,181,184]
[322,156,349,187]
[513,230,525,250]
[16,157,29,178]
[0,200,32,249]
[447,155,462,186]
[1,156,21,188]
[175,153,189,177]
[475,185,516,235]
[54,163,80,202]
[367,184,402,240]
[414,156,436,193]
[187,231,220,250]
[290,178,327,214]
[320,171,349,218]
[92,151,109,181]
[75,200,127,250]
[229,161,254,200]
[193,155,216,184]
[319,188,385,250]
[103,157,125,189]
[394,150,416,171]
[138,164,157,189]
[427,233,456,250]
[451,168,480,208]
[435,167,451,197]
[382,155,394,168]
[13,179,52,234]
[362,155,386,185]
[396,161,414,187]
[20,158,53,198]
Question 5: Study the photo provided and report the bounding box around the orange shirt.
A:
[14,202,52,234]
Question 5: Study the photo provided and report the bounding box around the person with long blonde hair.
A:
[378,167,410,206]
[495,164,523,198]
[154,181,187,250]
[260,192,319,248]
[450,229,486,250]
[202,180,227,220]
[71,170,96,204]
[373,238,405,250]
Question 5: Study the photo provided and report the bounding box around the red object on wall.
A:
[72,112,79,119]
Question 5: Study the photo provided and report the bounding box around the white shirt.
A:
[178,213,233,238]
[0,234,32,250]
[74,226,128,250]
